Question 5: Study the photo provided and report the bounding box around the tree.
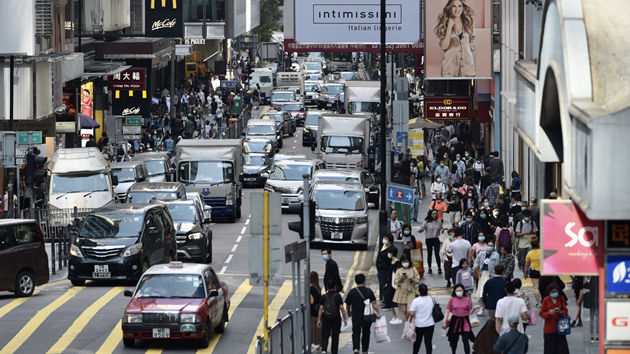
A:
[251,0,283,42]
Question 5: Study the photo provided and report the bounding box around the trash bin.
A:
[233,95,242,116]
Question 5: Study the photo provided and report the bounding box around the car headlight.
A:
[122,243,143,258]
[180,313,202,323]
[70,244,83,258]
[122,313,142,324]
[303,128,309,133]
[265,184,274,191]
[188,233,204,240]
[356,216,368,224]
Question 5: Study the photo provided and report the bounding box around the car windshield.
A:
[51,173,109,194]
[112,168,136,183]
[179,161,234,184]
[144,160,167,176]
[243,141,273,153]
[247,125,276,135]
[251,75,272,83]
[272,92,295,102]
[321,136,364,154]
[282,104,303,111]
[322,85,343,95]
[331,53,352,62]
[79,212,143,238]
[261,114,283,123]
[305,85,319,92]
[341,73,355,79]
[349,102,380,114]
[243,155,268,166]
[315,176,360,183]
[270,164,313,180]
[167,204,199,223]
[304,62,321,70]
[135,274,206,298]
[309,74,323,80]
[305,114,321,125]
[128,192,178,203]
[313,189,365,210]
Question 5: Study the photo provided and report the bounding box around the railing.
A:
[214,104,252,140]
[255,304,309,354]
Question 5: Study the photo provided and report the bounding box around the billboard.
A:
[294,0,421,44]
[145,0,184,38]
[408,129,424,156]
[0,0,36,56]
[112,90,152,117]
[607,255,630,294]
[540,200,603,276]
[425,0,492,79]
[226,0,261,39]
[424,97,471,120]
[80,83,94,119]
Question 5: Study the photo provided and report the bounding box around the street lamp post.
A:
[379,0,388,239]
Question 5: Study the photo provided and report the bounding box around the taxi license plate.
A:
[92,265,111,278]
[282,198,290,204]
[244,178,257,181]
[152,328,170,338]
[331,232,343,239]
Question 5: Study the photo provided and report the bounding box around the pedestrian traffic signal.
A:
[288,200,316,239]
[25,147,47,187]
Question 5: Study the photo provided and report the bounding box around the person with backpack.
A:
[317,280,347,354]
[493,314,529,354]
[484,177,503,207]
[495,216,515,253]
[345,274,381,354]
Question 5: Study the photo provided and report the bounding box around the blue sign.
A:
[607,255,630,294]
[221,81,236,88]
[397,132,408,144]
[386,184,414,206]
[202,188,211,196]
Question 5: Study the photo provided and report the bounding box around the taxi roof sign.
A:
[169,261,184,268]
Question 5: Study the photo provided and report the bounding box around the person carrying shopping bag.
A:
[539,282,571,354]
[393,255,420,324]
[409,284,436,354]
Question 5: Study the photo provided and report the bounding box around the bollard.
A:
[50,232,56,275]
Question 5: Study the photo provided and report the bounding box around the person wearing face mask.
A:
[463,185,479,212]
[393,255,420,324]
[441,228,456,287]
[401,223,419,262]
[512,201,528,228]
[417,211,443,274]
[377,234,398,305]
[462,151,474,166]
[443,284,478,354]
[434,159,451,185]
[429,193,448,221]
[448,145,458,162]
[524,237,542,306]
[446,183,464,224]
[436,135,449,158]
[322,249,344,294]
[469,231,488,265]
[460,211,481,243]
[539,283,570,354]
[385,249,403,324]
[449,165,462,189]
[441,153,453,171]
[500,244,516,282]
[474,242,502,318]
[515,209,538,271]
[453,153,466,175]
[494,216,515,253]
[430,176,448,201]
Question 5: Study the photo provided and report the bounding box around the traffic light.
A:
[171,118,184,137]
[288,200,316,239]
[26,147,47,187]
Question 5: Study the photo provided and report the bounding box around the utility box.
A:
[0,131,17,168]
[233,95,242,115]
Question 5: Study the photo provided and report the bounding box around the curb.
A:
[367,219,380,292]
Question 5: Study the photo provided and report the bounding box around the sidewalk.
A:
[45,242,68,283]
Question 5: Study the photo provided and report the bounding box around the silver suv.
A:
[311,180,373,246]
[263,159,326,209]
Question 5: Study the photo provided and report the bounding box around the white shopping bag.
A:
[374,316,391,343]
[340,318,352,332]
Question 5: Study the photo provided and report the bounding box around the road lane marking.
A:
[47,287,126,354]
[198,280,254,353]
[225,254,233,264]
[343,251,362,294]
[0,286,84,354]
[94,320,122,354]
[0,289,41,320]
[236,236,242,243]
[245,219,250,225]
[231,244,238,252]
[241,227,247,234]
[246,281,292,354]
[347,250,369,290]
[219,266,228,274]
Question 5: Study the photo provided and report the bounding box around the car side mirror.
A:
[368,203,376,209]
[241,132,246,136]
[209,289,219,297]
[261,173,269,178]
[124,290,133,297]
[149,226,158,234]
[300,108,305,112]
[111,175,119,186]
[311,144,316,152]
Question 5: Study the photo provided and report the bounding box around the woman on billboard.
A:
[81,88,93,118]
[434,0,476,77]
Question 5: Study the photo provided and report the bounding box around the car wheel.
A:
[227,214,236,223]
[15,271,35,297]
[70,279,86,287]
[198,319,211,348]
[214,307,227,334]
[142,259,150,273]
[207,243,213,264]
[123,338,135,348]
[279,139,283,148]
[289,129,294,137]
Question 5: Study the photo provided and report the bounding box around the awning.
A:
[409,118,444,130]
[82,60,131,81]
[80,113,101,129]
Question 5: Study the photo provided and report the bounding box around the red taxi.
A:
[121,262,229,348]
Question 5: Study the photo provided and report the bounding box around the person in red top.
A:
[539,282,570,354]
[430,193,448,221]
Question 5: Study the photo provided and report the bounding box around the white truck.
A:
[311,115,371,170]
[276,71,305,105]
[344,80,381,115]
[251,68,273,104]
[176,139,243,223]
[45,148,118,225]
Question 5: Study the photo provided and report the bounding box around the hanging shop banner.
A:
[424,97,471,120]
[294,0,421,44]
[145,0,184,38]
[425,0,492,79]
[108,68,146,91]
[606,255,630,295]
[408,129,424,157]
[540,200,604,275]
[80,83,94,119]
[284,39,424,53]
[605,301,630,342]
[112,90,151,118]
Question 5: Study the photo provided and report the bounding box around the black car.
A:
[68,204,178,285]
[126,182,187,203]
[242,154,272,187]
[160,200,212,263]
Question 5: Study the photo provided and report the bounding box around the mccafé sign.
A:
[424,97,471,120]
[145,0,183,38]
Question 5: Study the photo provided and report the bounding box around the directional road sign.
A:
[386,183,414,205]
[18,131,42,144]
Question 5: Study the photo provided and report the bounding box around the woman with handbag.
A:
[393,255,420,324]
[443,284,479,354]
[385,248,403,325]
[409,284,436,354]
[539,283,570,354]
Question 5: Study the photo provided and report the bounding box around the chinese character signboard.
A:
[145,0,184,38]
[108,69,146,91]
[424,97,471,120]
[540,200,603,275]
[606,255,630,294]
[607,220,630,250]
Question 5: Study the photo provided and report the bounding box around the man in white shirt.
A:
[448,227,472,287]
[389,210,402,239]
[495,281,529,335]
[515,210,538,269]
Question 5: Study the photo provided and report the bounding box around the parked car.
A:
[126,182,187,203]
[0,219,49,297]
[121,262,229,348]
[159,200,212,263]
[68,204,178,285]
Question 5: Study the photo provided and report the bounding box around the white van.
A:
[251,69,273,104]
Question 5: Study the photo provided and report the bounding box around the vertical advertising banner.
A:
[408,129,425,156]
[540,201,604,275]
[80,82,94,119]
[425,0,492,79]
[145,0,184,38]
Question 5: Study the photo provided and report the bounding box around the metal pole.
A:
[303,173,311,354]
[263,190,270,353]
[385,135,392,219]
[296,258,302,354]
[8,55,15,218]
[379,0,388,238]
[170,38,176,119]
[291,253,298,354]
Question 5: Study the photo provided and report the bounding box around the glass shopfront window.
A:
[183,0,226,22]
